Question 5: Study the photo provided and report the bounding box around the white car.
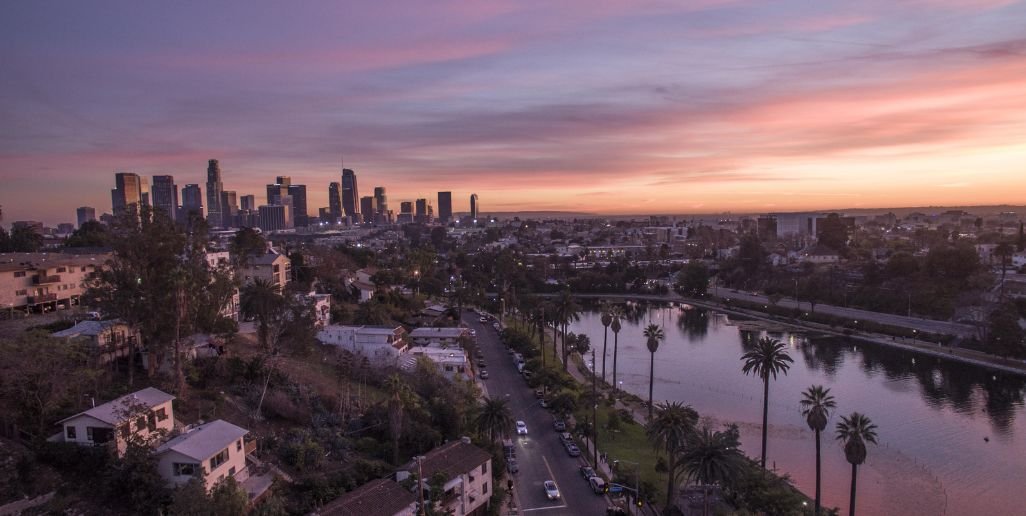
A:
[544,480,560,500]
[516,420,528,435]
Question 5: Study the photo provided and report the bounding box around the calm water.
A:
[570,303,1026,516]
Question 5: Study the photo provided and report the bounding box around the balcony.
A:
[33,274,62,285]
[28,293,58,304]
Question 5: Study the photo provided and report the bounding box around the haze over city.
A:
[3,0,1026,224]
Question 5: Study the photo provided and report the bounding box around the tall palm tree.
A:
[384,374,417,465]
[556,290,580,371]
[740,336,794,468]
[680,427,745,516]
[601,305,613,384]
[475,397,514,443]
[646,401,699,512]
[610,306,623,393]
[643,323,665,420]
[836,412,878,516]
[800,385,836,516]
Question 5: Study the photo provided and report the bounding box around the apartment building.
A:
[0,252,108,312]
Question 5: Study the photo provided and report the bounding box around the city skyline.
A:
[3,1,1026,224]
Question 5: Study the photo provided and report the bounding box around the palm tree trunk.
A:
[552,323,558,362]
[665,454,676,512]
[815,429,822,516]
[602,327,608,384]
[849,463,858,516]
[561,322,568,370]
[648,351,655,420]
[612,333,619,392]
[760,375,769,468]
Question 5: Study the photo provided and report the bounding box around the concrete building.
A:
[56,387,175,456]
[52,320,140,363]
[0,252,107,312]
[220,191,239,228]
[258,204,292,231]
[288,184,308,227]
[111,172,142,215]
[374,187,388,217]
[328,182,342,222]
[316,325,407,366]
[470,193,479,221]
[408,327,471,348]
[76,207,96,228]
[240,194,256,211]
[397,439,492,516]
[180,184,203,220]
[360,196,377,224]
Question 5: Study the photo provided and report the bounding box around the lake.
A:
[570,302,1026,515]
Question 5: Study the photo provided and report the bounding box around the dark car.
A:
[553,420,566,432]
[565,443,581,457]
[580,466,597,480]
[507,459,519,474]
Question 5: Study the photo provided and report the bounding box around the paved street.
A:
[465,312,610,516]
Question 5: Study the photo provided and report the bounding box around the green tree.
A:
[679,426,745,516]
[475,397,514,442]
[64,220,110,248]
[385,374,419,464]
[988,303,1026,357]
[170,476,210,515]
[209,477,249,516]
[600,305,613,383]
[741,337,794,468]
[800,385,836,516]
[7,225,44,252]
[229,227,266,268]
[241,278,286,352]
[675,261,711,297]
[836,412,878,516]
[643,324,665,420]
[0,332,91,436]
[556,290,580,371]
[817,213,850,255]
[646,401,699,513]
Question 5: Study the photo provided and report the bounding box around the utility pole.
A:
[592,346,598,467]
[417,455,426,516]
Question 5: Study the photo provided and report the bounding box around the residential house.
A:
[0,252,108,313]
[154,419,250,491]
[316,478,417,516]
[56,387,175,456]
[801,244,841,264]
[317,325,408,366]
[205,250,240,321]
[402,347,469,380]
[408,327,470,348]
[240,248,291,291]
[305,291,332,328]
[397,438,492,516]
[51,319,139,363]
[350,267,378,302]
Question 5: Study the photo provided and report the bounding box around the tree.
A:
[995,241,1014,299]
[475,397,514,443]
[65,220,110,248]
[800,385,836,516]
[646,401,699,513]
[0,332,91,436]
[170,476,210,515]
[574,333,591,356]
[209,477,249,516]
[988,303,1026,357]
[675,261,711,297]
[679,425,745,516]
[230,227,266,268]
[556,290,580,371]
[240,279,286,352]
[836,412,878,516]
[610,307,623,392]
[817,213,850,255]
[3,225,44,252]
[740,337,794,468]
[643,324,665,420]
[601,305,613,384]
[385,374,418,464]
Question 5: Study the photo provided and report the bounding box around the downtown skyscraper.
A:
[206,159,224,228]
[470,193,479,221]
[341,168,360,219]
[328,182,342,221]
[151,175,179,222]
[111,172,142,215]
[180,184,203,220]
[437,192,452,223]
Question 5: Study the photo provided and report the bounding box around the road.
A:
[464,311,610,516]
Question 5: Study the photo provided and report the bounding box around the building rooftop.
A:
[52,320,121,338]
[317,478,417,516]
[155,419,248,461]
[408,327,467,338]
[59,387,174,426]
[402,440,490,480]
[0,252,109,273]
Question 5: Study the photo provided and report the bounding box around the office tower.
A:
[470,193,479,220]
[180,184,203,220]
[341,168,360,218]
[76,207,96,227]
[400,201,413,215]
[359,196,376,224]
[139,177,151,207]
[57,223,75,234]
[328,182,342,221]
[288,184,308,227]
[437,192,452,223]
[415,198,429,223]
[111,172,142,215]
[151,175,179,222]
[258,205,292,231]
[240,195,256,211]
[374,187,388,215]
[318,207,331,223]
[221,191,239,228]
[205,159,224,228]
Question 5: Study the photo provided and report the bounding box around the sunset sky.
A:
[2,0,1026,224]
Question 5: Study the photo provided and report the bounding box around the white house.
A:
[51,320,139,363]
[403,347,469,381]
[397,438,492,516]
[317,325,408,366]
[408,327,470,348]
[154,419,250,491]
[56,387,175,456]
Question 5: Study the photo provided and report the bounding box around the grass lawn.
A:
[581,403,666,502]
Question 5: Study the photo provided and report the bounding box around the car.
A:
[476,350,484,359]
[479,317,488,323]
[565,443,581,457]
[507,459,519,474]
[502,439,515,458]
[553,420,566,432]
[479,370,489,379]
[516,421,528,435]
[544,480,560,500]
[589,476,608,494]
[580,466,597,480]
[559,432,574,445]
[477,359,486,368]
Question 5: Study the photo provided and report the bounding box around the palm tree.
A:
[646,401,699,512]
[643,323,665,420]
[800,385,836,516]
[740,336,794,468]
[601,305,613,384]
[680,426,745,516]
[384,374,417,465]
[475,397,514,443]
[556,290,580,370]
[836,412,878,516]
[610,306,623,393]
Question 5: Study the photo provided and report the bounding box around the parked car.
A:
[580,466,597,480]
[477,359,487,368]
[503,439,515,458]
[507,458,519,474]
[479,317,488,323]
[589,476,608,494]
[479,370,489,379]
[559,432,574,445]
[516,421,528,435]
[544,480,560,500]
[565,443,581,457]
[553,420,566,432]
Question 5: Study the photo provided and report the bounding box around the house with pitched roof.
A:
[51,319,139,363]
[315,478,417,516]
[56,387,175,456]
[154,419,250,491]
[396,438,492,516]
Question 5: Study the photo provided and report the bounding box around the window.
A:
[229,466,236,476]
[482,463,487,474]
[57,267,67,273]
[174,463,198,476]
[147,412,157,430]
[136,416,147,432]
[66,426,77,439]
[155,408,168,422]
[16,290,26,296]
[210,448,229,470]
[483,481,488,494]
[236,439,242,452]
[14,271,26,277]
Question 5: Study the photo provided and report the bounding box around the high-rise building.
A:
[288,184,308,227]
[437,192,452,223]
[341,168,360,218]
[111,172,142,215]
[328,182,342,221]
[400,201,413,215]
[76,207,96,227]
[240,195,256,211]
[57,223,75,234]
[470,193,479,221]
[359,196,376,224]
[151,175,179,222]
[139,177,151,207]
[415,198,432,224]
[206,159,224,228]
[180,184,203,220]
[258,204,292,231]
[374,187,388,216]
[221,191,239,228]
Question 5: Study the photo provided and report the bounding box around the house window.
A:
[136,416,148,432]
[229,466,236,476]
[236,440,242,452]
[14,271,26,277]
[209,448,229,470]
[66,426,77,440]
[16,290,27,296]
[57,267,67,273]
[483,481,488,494]
[173,463,198,476]
[482,463,487,474]
[155,408,168,422]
